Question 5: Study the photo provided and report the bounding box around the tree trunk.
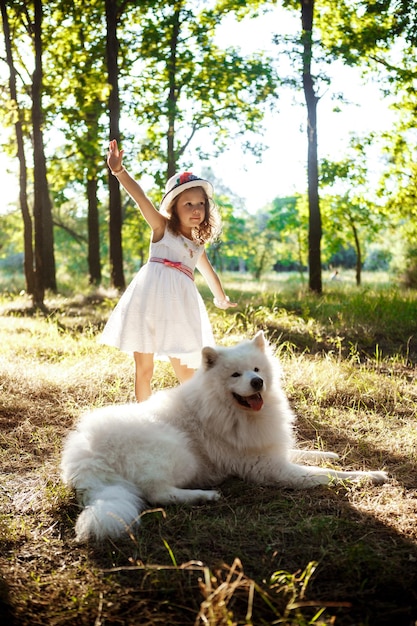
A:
[167,5,181,179]
[300,0,322,294]
[87,177,102,285]
[350,219,362,286]
[32,0,56,298]
[105,0,125,291]
[85,109,103,286]
[0,0,35,296]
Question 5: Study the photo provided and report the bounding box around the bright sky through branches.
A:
[0,5,395,215]
[204,6,395,211]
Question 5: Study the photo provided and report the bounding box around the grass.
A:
[0,270,416,625]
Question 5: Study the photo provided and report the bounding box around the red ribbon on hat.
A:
[178,172,195,184]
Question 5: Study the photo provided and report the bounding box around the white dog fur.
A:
[61,331,388,542]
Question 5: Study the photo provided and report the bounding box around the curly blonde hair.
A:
[167,187,222,244]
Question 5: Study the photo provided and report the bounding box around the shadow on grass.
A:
[1,424,416,626]
[1,291,416,625]
[52,477,417,626]
[52,415,417,626]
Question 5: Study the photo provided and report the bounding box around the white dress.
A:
[99,227,215,368]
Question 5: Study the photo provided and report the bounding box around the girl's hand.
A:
[107,139,124,172]
[213,296,237,310]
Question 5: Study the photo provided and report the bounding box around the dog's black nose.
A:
[251,376,263,391]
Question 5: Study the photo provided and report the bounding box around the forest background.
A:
[1,0,417,304]
[1,2,417,624]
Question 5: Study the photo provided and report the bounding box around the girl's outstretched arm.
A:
[197,251,237,309]
[107,140,166,239]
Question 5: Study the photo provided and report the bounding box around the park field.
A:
[0,272,416,625]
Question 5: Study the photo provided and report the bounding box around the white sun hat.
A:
[159,171,214,216]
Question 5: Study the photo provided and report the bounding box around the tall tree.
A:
[275,0,412,293]
[300,0,322,293]
[1,0,57,304]
[105,0,125,290]
[0,0,34,295]
[278,0,323,292]
[43,0,110,286]
[32,0,56,298]
[166,3,181,178]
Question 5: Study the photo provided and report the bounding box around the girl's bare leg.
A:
[169,357,195,384]
[133,352,154,402]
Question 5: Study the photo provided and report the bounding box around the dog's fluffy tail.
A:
[74,482,147,542]
[62,430,147,542]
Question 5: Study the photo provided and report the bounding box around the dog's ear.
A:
[253,330,266,352]
[201,346,218,369]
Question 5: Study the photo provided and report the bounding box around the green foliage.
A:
[0,209,23,257]
[319,144,388,281]
[363,246,392,271]
[315,0,397,65]
[120,199,150,274]
[268,195,309,270]
[127,0,280,182]
[2,0,417,298]
[399,245,417,288]
[1,0,282,293]
[379,96,417,228]
[209,198,248,271]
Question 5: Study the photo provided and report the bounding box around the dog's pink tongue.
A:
[248,394,263,411]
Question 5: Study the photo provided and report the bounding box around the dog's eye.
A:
[231,372,241,377]
[254,367,259,372]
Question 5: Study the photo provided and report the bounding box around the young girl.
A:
[100,140,237,401]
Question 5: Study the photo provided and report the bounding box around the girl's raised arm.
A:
[107,140,166,236]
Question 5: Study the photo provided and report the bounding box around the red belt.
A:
[149,257,194,281]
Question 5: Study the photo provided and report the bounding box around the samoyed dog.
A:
[61,332,387,542]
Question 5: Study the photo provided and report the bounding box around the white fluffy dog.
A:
[61,332,387,542]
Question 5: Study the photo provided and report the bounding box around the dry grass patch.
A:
[1,288,416,625]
